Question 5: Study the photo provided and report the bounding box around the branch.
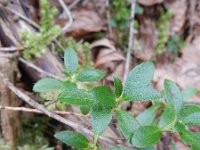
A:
[189,0,197,34]
[0,47,24,52]
[3,3,68,52]
[0,53,19,59]
[105,0,114,39]
[18,57,63,80]
[68,0,81,9]
[124,0,136,83]
[4,7,40,29]
[57,0,73,34]
[0,73,117,147]
[0,106,86,117]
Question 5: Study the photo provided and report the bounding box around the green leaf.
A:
[182,112,200,126]
[91,86,116,109]
[158,107,176,129]
[58,89,95,106]
[192,143,200,150]
[116,109,140,141]
[136,105,159,126]
[179,129,200,150]
[91,108,112,134]
[64,48,78,75]
[182,88,198,101]
[77,69,105,82]
[178,105,200,120]
[80,105,90,115]
[174,122,187,132]
[122,62,160,101]
[131,126,162,148]
[113,76,123,98]
[164,79,183,113]
[54,131,89,149]
[33,78,63,92]
[62,81,77,90]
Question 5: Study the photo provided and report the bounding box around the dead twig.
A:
[189,0,197,35]
[0,73,117,147]
[69,0,81,9]
[3,3,67,52]
[0,106,87,117]
[105,0,114,39]
[57,0,73,34]
[124,0,136,83]
[18,57,63,80]
[4,6,40,29]
[0,47,24,52]
[0,53,19,58]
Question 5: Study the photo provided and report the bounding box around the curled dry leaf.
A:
[137,0,163,6]
[58,9,104,38]
[91,38,125,80]
[91,38,116,51]
[95,48,125,67]
[164,0,188,35]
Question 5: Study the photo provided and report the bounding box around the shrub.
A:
[34,48,199,150]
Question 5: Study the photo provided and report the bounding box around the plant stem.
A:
[93,134,99,150]
[115,96,124,108]
[124,0,136,83]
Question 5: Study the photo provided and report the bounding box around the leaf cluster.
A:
[34,48,199,150]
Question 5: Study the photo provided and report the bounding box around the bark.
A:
[0,57,20,150]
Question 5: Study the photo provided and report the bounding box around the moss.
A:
[17,116,53,150]
[155,9,173,54]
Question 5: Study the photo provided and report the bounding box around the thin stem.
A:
[124,0,136,83]
[93,134,99,150]
[57,0,73,34]
[0,73,117,146]
[115,96,125,108]
[0,106,86,117]
[105,0,114,39]
[0,47,24,52]
[18,57,63,80]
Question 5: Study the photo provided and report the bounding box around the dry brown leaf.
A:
[137,0,163,6]
[95,48,125,67]
[91,38,125,81]
[91,38,116,51]
[164,0,187,34]
[58,9,104,37]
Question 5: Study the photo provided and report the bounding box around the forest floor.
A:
[0,0,200,150]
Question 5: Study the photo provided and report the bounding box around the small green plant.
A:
[22,0,61,60]
[155,9,172,54]
[110,0,143,48]
[33,48,199,149]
